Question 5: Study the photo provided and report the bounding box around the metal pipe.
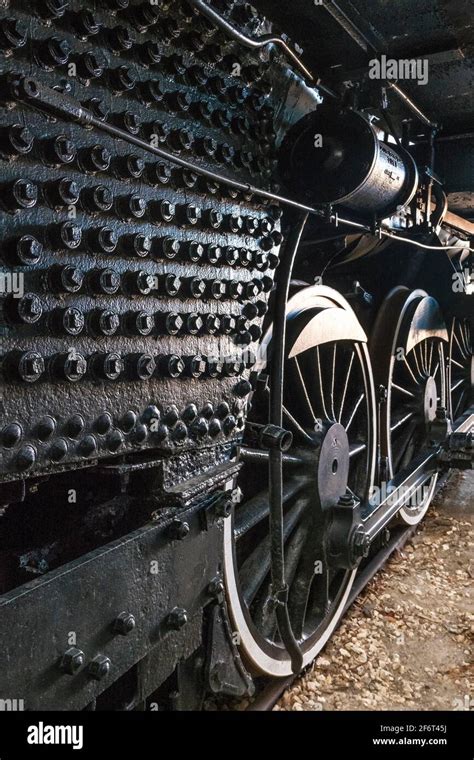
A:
[16,78,471,252]
[268,212,309,674]
[14,76,326,218]
[187,0,339,100]
[324,0,370,53]
[425,128,437,228]
[240,448,303,466]
[187,0,315,83]
[387,82,439,129]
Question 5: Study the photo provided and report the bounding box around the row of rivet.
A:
[2,350,258,383]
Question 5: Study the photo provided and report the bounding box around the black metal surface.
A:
[0,0,471,711]
[253,0,474,135]
[0,496,223,710]
[0,0,288,483]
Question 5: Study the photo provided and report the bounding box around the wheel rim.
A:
[224,287,377,677]
[449,317,473,421]
[371,288,448,525]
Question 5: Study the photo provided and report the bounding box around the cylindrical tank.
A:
[279,106,418,218]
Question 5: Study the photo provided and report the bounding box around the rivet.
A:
[16,444,36,471]
[120,411,137,434]
[172,422,188,443]
[36,416,56,442]
[131,423,148,445]
[49,438,68,462]
[107,430,124,453]
[66,415,85,438]
[95,413,113,436]
[167,519,190,541]
[60,647,85,676]
[1,423,23,449]
[78,435,98,458]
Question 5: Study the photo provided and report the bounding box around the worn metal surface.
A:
[0,497,223,710]
[0,0,290,482]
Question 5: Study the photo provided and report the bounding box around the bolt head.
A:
[208,578,225,597]
[168,519,190,541]
[113,612,136,636]
[166,608,188,630]
[87,654,111,681]
[353,529,371,559]
[60,647,85,675]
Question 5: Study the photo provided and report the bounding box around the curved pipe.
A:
[187,0,314,82]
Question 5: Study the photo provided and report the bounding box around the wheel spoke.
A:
[338,350,355,423]
[411,345,424,378]
[349,442,367,458]
[345,393,365,432]
[428,341,434,373]
[392,419,418,472]
[421,340,433,375]
[282,405,314,442]
[288,512,327,639]
[392,383,416,399]
[235,477,304,539]
[239,498,308,606]
[403,355,420,385]
[453,330,468,359]
[453,388,468,420]
[252,517,310,641]
[390,410,415,433]
[451,378,466,393]
[293,356,317,424]
[329,344,337,421]
[460,324,472,356]
[315,345,330,421]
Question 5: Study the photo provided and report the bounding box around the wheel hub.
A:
[316,423,350,508]
[423,376,438,423]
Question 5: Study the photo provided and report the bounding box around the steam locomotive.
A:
[0,0,472,709]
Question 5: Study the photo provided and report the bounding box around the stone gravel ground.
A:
[276,471,473,712]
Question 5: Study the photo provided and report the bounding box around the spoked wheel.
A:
[370,287,449,526]
[224,286,377,677]
[448,317,473,421]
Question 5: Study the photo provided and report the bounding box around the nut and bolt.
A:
[113,612,136,636]
[166,608,188,631]
[60,647,85,676]
[87,654,111,681]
